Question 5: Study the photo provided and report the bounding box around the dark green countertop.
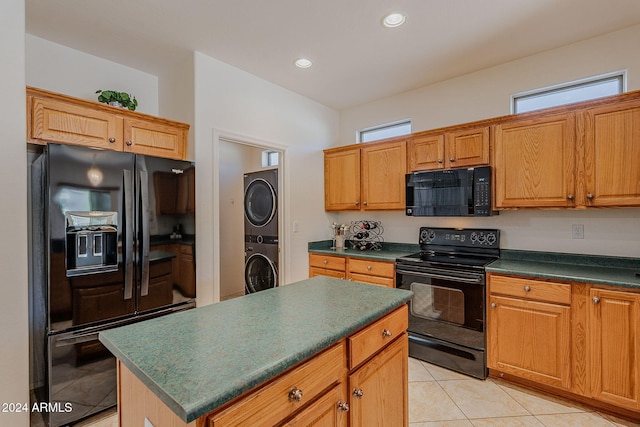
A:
[487,250,640,289]
[99,276,413,423]
[308,240,418,262]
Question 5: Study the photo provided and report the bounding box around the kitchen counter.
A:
[308,240,418,262]
[487,250,640,289]
[99,276,413,423]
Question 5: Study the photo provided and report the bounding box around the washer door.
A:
[244,178,276,227]
[245,253,277,293]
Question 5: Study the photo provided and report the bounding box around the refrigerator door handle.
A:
[124,169,134,300]
[140,169,150,296]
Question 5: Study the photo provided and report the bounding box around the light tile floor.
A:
[70,357,640,427]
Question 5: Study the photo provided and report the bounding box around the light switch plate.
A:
[572,224,584,239]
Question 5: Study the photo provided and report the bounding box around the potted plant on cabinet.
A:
[96,90,138,111]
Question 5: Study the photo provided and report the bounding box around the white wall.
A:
[193,53,340,306]
[337,24,640,258]
[26,34,159,115]
[1,1,29,425]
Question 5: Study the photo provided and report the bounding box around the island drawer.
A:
[348,258,395,278]
[489,274,571,305]
[208,342,346,427]
[348,305,408,369]
[309,253,346,271]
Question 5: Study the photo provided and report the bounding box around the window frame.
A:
[357,118,412,144]
[511,71,626,114]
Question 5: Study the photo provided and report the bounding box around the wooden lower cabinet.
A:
[588,288,640,410]
[118,306,409,427]
[488,273,640,418]
[349,334,408,427]
[308,253,395,287]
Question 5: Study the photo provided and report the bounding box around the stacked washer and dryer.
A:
[243,169,279,293]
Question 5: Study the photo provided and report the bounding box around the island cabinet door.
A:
[281,383,349,427]
[348,335,408,427]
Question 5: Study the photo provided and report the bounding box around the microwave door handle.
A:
[123,169,134,300]
[395,268,483,284]
[139,169,150,297]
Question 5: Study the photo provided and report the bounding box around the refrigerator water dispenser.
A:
[65,211,118,275]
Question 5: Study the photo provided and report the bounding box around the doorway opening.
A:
[215,133,285,301]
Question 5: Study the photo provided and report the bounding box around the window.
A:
[262,150,279,167]
[512,72,625,114]
[358,119,411,143]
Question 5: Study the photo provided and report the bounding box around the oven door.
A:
[396,266,485,350]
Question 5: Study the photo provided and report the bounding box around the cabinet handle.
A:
[382,329,392,338]
[524,285,531,292]
[567,194,574,201]
[449,158,455,163]
[491,302,497,308]
[108,137,116,143]
[126,140,133,146]
[586,193,594,200]
[337,400,350,412]
[352,388,364,399]
[592,297,600,304]
[288,387,303,402]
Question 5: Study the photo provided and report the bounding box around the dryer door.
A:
[245,253,277,293]
[244,178,276,228]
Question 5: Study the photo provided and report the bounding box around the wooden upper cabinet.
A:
[324,139,406,211]
[29,95,123,151]
[124,117,186,159]
[361,140,406,210]
[408,126,489,172]
[324,147,361,211]
[493,113,576,208]
[580,100,640,207]
[588,288,640,411]
[27,87,189,160]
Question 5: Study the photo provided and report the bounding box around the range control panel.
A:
[419,227,500,249]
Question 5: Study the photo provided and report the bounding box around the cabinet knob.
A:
[355,201,360,206]
[437,159,443,164]
[363,201,368,206]
[126,140,133,146]
[592,297,600,304]
[352,388,364,399]
[288,387,303,402]
[323,260,328,265]
[449,158,455,163]
[337,400,350,412]
[108,137,116,143]
[524,285,531,292]
[367,265,372,271]
[586,193,594,200]
[382,329,392,338]
[491,302,497,308]
[567,194,574,201]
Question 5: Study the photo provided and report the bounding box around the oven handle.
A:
[396,268,483,284]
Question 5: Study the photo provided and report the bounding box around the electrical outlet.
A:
[572,224,584,239]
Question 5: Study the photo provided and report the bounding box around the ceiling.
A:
[26,0,640,111]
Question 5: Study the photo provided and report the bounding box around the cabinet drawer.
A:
[309,253,346,271]
[309,267,346,280]
[209,342,346,427]
[349,273,394,288]
[490,275,571,305]
[348,258,394,278]
[349,305,408,369]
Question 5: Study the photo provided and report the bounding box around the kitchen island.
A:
[99,276,413,426]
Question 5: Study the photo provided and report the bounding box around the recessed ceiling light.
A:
[294,58,313,69]
[382,12,406,28]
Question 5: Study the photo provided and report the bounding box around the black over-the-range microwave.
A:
[405,166,496,217]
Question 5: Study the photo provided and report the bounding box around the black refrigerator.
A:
[29,143,196,426]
